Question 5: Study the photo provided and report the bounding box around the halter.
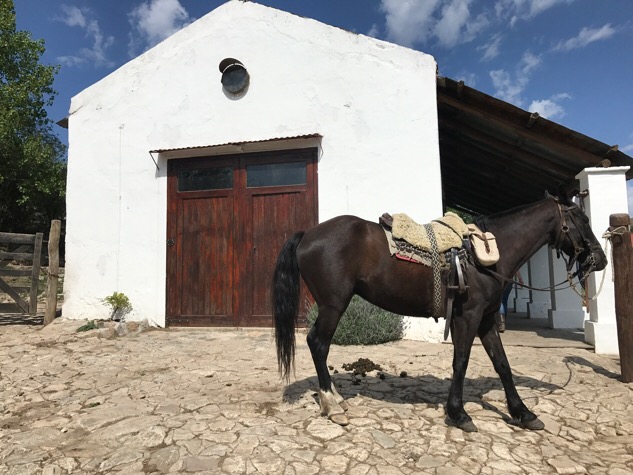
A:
[552,202,597,282]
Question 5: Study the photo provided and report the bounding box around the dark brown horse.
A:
[273,193,607,432]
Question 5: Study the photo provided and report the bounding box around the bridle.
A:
[552,201,598,283]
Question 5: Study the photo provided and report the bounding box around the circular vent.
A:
[219,58,249,94]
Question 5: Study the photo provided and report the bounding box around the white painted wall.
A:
[579,167,630,354]
[548,247,586,329]
[527,246,551,318]
[63,1,442,326]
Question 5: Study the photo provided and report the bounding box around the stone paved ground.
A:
[1,318,632,474]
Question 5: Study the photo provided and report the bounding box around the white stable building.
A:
[62,1,632,353]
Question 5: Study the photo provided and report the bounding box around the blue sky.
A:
[14,0,633,212]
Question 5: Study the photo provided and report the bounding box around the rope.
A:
[568,226,628,301]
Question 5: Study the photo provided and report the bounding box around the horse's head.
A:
[549,192,607,278]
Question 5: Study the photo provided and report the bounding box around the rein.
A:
[477,264,580,293]
[475,201,600,295]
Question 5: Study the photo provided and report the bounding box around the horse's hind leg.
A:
[307,304,349,426]
[478,313,544,430]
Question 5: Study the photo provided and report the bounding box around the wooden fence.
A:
[0,232,43,314]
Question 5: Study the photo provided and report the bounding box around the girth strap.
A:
[423,223,443,318]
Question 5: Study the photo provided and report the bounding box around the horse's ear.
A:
[545,189,561,203]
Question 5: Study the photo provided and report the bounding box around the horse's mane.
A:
[474,197,555,232]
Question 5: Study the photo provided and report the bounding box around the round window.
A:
[219,58,249,94]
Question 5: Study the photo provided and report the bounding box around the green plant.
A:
[306,295,407,345]
[102,291,133,322]
[76,320,98,332]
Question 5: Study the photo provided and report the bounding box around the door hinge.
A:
[167,239,175,247]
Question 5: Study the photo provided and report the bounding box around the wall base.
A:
[514,297,529,313]
[585,320,619,355]
[403,317,448,343]
[528,302,549,319]
[548,309,586,330]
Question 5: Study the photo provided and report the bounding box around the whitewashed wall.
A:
[63,1,442,326]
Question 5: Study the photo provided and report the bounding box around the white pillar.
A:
[514,263,530,313]
[578,166,630,354]
[527,246,551,318]
[548,247,586,329]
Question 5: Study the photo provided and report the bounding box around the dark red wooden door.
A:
[167,149,317,327]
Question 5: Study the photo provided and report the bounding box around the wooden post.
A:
[29,233,43,314]
[43,220,61,326]
[611,213,633,382]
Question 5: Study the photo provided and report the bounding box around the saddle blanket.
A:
[383,229,459,268]
[381,211,469,268]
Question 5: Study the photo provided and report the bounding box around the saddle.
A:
[380,212,500,340]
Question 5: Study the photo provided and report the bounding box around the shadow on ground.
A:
[500,312,590,348]
[564,355,621,380]
[283,371,561,412]
[0,313,42,326]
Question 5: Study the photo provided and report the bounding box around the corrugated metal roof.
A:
[150,133,322,154]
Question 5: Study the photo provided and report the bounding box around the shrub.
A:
[76,320,98,332]
[306,295,407,345]
[102,291,133,322]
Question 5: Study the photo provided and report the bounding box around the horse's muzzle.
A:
[584,246,607,273]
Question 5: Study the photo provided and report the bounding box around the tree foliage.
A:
[0,0,66,233]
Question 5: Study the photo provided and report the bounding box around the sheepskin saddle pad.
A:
[380,212,469,267]
[391,212,468,252]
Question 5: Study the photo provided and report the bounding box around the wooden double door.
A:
[166,148,317,326]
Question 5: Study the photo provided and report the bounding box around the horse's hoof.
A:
[446,418,478,432]
[338,400,349,412]
[329,413,350,426]
[458,420,478,432]
[521,417,544,431]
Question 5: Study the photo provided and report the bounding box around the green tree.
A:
[0,0,66,233]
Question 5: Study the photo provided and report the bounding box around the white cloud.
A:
[128,0,192,57]
[520,50,541,75]
[59,5,87,28]
[478,33,503,61]
[434,0,478,47]
[367,23,380,38]
[379,0,572,51]
[553,24,616,52]
[379,0,487,48]
[525,0,575,17]
[56,5,115,68]
[494,0,575,25]
[528,93,570,120]
[490,51,541,106]
[380,0,441,47]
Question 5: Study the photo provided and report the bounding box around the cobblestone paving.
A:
[1,318,632,474]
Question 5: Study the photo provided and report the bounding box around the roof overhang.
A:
[437,76,633,215]
[150,134,322,159]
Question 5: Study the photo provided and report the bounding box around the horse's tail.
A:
[273,231,305,381]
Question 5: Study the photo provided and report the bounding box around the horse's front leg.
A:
[307,305,349,426]
[478,313,544,430]
[446,311,479,432]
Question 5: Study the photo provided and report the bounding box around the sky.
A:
[13,0,633,213]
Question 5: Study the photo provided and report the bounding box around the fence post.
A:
[29,233,43,314]
[43,220,61,326]
[611,213,633,382]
